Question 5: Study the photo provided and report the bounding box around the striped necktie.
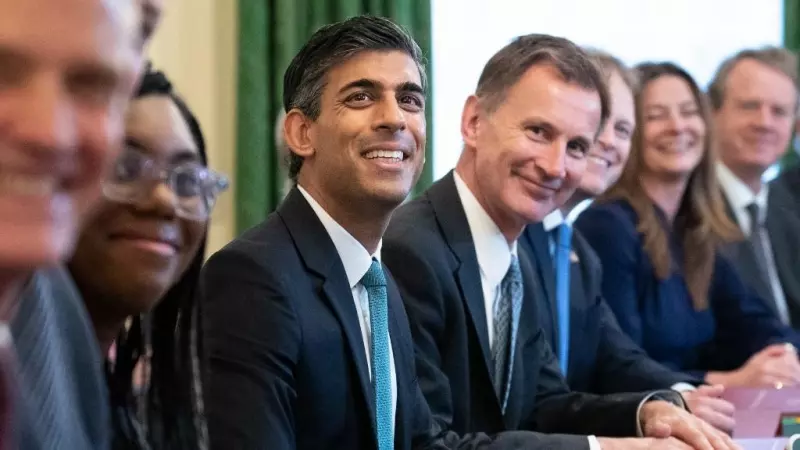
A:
[491,255,523,414]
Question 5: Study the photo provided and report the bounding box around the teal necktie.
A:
[361,259,393,450]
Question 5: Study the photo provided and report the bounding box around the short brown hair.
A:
[708,46,799,111]
[584,48,638,93]
[475,34,610,134]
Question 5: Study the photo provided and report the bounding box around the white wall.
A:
[147,0,238,255]
[431,0,784,178]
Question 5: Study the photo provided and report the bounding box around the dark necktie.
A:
[746,202,789,323]
[746,203,771,285]
[491,255,523,414]
[552,224,572,375]
[360,259,393,450]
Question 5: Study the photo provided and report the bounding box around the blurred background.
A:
[147,0,796,254]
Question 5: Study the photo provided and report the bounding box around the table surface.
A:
[736,438,788,450]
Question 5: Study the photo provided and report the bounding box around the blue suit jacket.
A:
[519,223,699,393]
[576,199,799,378]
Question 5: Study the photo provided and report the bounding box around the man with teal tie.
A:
[383,35,737,449]
[201,15,608,450]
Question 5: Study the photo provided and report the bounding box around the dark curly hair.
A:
[106,65,208,450]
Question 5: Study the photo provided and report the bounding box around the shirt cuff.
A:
[670,382,697,393]
[636,390,688,436]
[588,435,601,450]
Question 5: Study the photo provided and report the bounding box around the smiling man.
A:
[383,35,737,450]
[201,15,581,450]
[0,0,144,448]
[710,47,800,329]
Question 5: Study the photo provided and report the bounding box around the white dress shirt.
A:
[298,186,398,436]
[453,173,602,449]
[717,163,790,324]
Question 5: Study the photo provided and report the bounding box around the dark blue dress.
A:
[576,199,797,378]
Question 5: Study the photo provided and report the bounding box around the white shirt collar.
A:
[542,210,564,232]
[717,162,769,220]
[298,185,380,289]
[453,172,517,289]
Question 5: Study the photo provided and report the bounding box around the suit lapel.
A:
[766,190,800,312]
[278,188,377,430]
[523,224,559,352]
[427,172,494,377]
[386,273,409,450]
[720,194,779,315]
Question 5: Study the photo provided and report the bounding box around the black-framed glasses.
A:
[102,146,229,222]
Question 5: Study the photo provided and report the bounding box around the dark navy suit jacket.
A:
[201,188,549,450]
[576,199,799,378]
[519,223,699,393]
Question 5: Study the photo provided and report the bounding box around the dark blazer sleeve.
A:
[384,229,592,449]
[710,253,800,368]
[576,205,646,347]
[523,320,670,438]
[200,245,301,450]
[574,234,698,393]
[385,219,661,448]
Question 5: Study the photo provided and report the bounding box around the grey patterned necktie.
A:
[746,202,789,323]
[746,203,771,284]
[491,255,523,414]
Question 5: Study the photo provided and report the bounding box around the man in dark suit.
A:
[200,16,602,450]
[383,35,737,450]
[709,47,800,328]
[0,0,145,448]
[508,49,734,434]
[775,163,800,208]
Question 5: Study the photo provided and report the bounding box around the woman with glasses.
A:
[68,68,228,449]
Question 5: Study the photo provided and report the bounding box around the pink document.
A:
[723,388,800,438]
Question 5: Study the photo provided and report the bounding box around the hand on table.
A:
[640,400,740,450]
[681,385,736,433]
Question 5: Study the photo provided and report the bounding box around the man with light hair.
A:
[711,46,800,329]
[0,0,157,448]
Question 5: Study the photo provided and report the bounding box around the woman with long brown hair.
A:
[576,61,800,388]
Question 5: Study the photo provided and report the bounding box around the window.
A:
[431,0,784,178]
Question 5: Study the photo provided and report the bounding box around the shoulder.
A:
[576,199,640,241]
[12,266,110,447]
[388,194,438,237]
[579,199,638,226]
[15,265,100,353]
[385,195,451,265]
[203,213,299,292]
